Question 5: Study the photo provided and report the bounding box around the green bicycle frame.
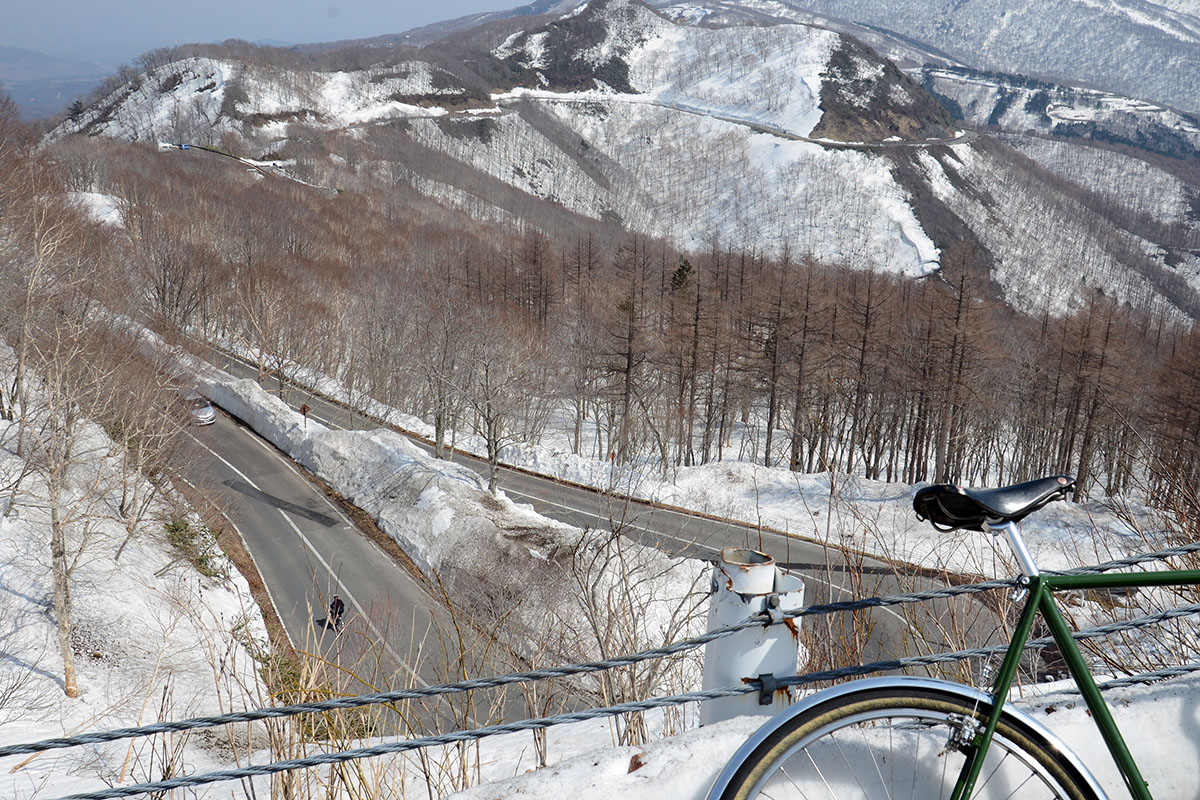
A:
[950,566,1200,800]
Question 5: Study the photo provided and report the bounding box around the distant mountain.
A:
[782,0,1200,113]
[50,0,1200,320]
[0,46,107,82]
[380,0,1200,114]
[0,46,112,120]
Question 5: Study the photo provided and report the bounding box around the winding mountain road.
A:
[187,351,998,689]
[502,92,978,149]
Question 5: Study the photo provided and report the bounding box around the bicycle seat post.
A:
[984,518,1040,579]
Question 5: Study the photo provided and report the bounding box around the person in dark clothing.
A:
[329,594,345,629]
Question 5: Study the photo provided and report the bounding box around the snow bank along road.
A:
[199,352,1000,668]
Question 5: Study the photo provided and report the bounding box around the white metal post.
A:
[700,548,806,725]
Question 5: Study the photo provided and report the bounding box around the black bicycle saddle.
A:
[913,475,1075,532]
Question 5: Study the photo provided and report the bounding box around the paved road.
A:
[203,351,997,666]
[181,414,463,698]
[500,93,978,149]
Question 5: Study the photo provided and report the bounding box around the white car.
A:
[182,390,216,425]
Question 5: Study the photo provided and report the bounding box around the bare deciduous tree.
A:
[556,530,706,746]
[24,323,121,697]
[459,312,553,493]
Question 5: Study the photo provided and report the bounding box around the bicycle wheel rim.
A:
[723,687,1096,800]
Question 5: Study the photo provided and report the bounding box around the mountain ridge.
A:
[48,0,1200,320]
[313,0,1200,115]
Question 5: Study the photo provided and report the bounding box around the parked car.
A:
[181,390,216,425]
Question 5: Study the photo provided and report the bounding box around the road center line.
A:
[275,510,428,687]
[175,469,296,651]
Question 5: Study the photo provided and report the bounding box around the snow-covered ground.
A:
[0,341,268,799]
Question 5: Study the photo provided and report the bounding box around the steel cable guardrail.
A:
[8,540,1200,760]
[47,685,760,800]
[0,573,1029,760]
[9,538,1200,799]
[44,601,1200,800]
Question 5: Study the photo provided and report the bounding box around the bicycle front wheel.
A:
[711,679,1101,800]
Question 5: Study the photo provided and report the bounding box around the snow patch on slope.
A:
[0,342,267,799]
[69,191,123,226]
[627,20,836,137]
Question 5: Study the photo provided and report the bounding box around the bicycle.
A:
[706,474,1200,800]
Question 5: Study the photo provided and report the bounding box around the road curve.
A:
[181,414,445,693]
[203,350,999,664]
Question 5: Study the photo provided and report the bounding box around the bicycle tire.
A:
[709,678,1104,800]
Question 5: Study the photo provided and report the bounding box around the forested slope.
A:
[36,134,1200,510]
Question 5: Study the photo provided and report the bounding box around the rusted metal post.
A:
[700,548,805,725]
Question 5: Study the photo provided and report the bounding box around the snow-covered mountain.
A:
[400,0,1200,115]
[609,0,1200,118]
[921,65,1200,162]
[335,0,1200,118]
[776,0,1200,115]
[53,0,1200,318]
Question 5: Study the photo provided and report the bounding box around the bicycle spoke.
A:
[1001,773,1040,800]
[831,729,873,797]
[863,724,889,794]
[769,761,815,800]
[799,746,833,798]
[975,747,1005,797]
[931,724,950,796]
[936,727,951,799]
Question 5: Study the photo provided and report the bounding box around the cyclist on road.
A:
[329,595,345,630]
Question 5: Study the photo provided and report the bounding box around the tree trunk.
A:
[434,407,446,460]
[51,506,79,698]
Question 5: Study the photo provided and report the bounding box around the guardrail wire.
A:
[8,539,1200,800]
